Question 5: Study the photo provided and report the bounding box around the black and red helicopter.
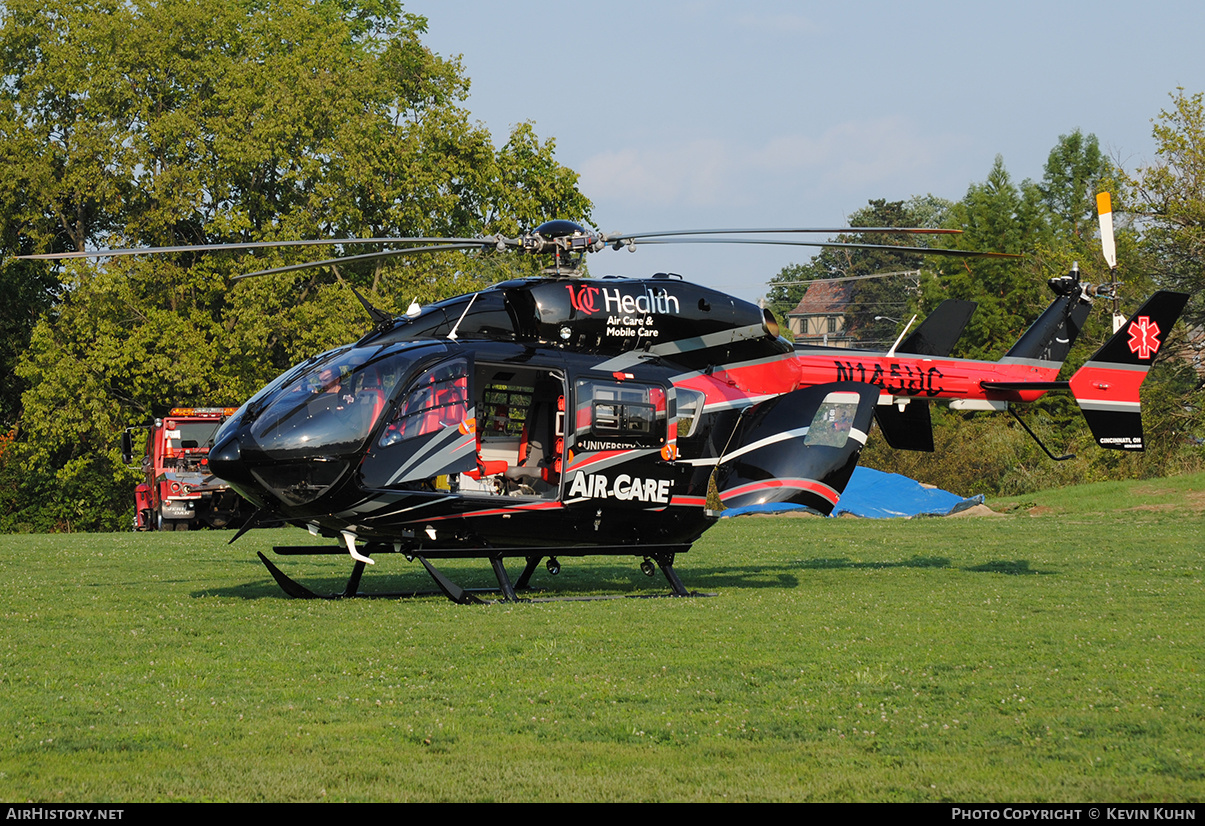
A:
[23,213,1189,602]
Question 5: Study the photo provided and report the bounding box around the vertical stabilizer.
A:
[1003,270,1093,365]
[1069,291,1189,450]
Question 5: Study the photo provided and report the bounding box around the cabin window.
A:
[594,392,653,435]
[804,390,860,448]
[480,383,533,440]
[674,388,705,438]
[574,380,667,447]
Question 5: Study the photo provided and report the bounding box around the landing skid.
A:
[255,545,710,603]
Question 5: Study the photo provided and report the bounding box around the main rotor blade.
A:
[631,237,1023,259]
[233,243,490,279]
[16,237,508,261]
[603,226,962,242]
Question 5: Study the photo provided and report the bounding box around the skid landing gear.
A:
[256,543,709,603]
[651,553,691,597]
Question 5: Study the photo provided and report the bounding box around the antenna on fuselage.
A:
[885,315,918,358]
[448,293,479,341]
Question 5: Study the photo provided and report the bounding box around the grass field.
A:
[1,473,1203,802]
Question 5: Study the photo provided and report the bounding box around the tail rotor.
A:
[1096,192,1126,333]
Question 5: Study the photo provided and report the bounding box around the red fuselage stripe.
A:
[419,500,564,523]
[675,353,1063,411]
[721,477,840,506]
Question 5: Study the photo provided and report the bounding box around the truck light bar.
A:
[168,407,240,417]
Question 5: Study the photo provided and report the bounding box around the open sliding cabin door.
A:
[564,378,676,507]
[468,366,568,499]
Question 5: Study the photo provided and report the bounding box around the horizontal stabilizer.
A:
[979,380,1069,392]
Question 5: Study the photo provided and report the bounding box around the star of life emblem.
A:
[1127,316,1162,360]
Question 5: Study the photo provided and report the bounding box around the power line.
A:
[768,269,922,287]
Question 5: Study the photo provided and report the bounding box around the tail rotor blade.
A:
[1096,192,1125,331]
[1096,192,1117,270]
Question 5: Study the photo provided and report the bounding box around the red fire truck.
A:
[122,407,248,531]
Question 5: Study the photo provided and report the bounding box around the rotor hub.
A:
[525,220,603,254]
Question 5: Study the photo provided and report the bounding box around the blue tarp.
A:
[723,466,984,519]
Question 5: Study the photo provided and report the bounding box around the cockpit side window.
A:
[378,358,470,447]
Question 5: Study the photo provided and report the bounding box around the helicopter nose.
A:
[208,432,276,510]
[208,432,246,483]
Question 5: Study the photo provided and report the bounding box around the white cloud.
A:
[748,117,968,189]
[580,119,970,212]
[580,139,733,208]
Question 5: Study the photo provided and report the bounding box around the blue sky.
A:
[418,1,1204,302]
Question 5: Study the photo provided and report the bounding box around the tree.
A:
[0,0,591,531]
[764,261,823,326]
[765,197,950,345]
[933,156,1053,361]
[1126,90,1205,326]
[0,261,56,429]
[841,198,942,345]
[1039,129,1114,239]
[1122,90,1205,469]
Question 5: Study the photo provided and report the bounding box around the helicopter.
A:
[22,216,1189,603]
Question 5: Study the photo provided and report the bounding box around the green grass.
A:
[2,473,1203,802]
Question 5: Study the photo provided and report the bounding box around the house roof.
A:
[787,279,853,316]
